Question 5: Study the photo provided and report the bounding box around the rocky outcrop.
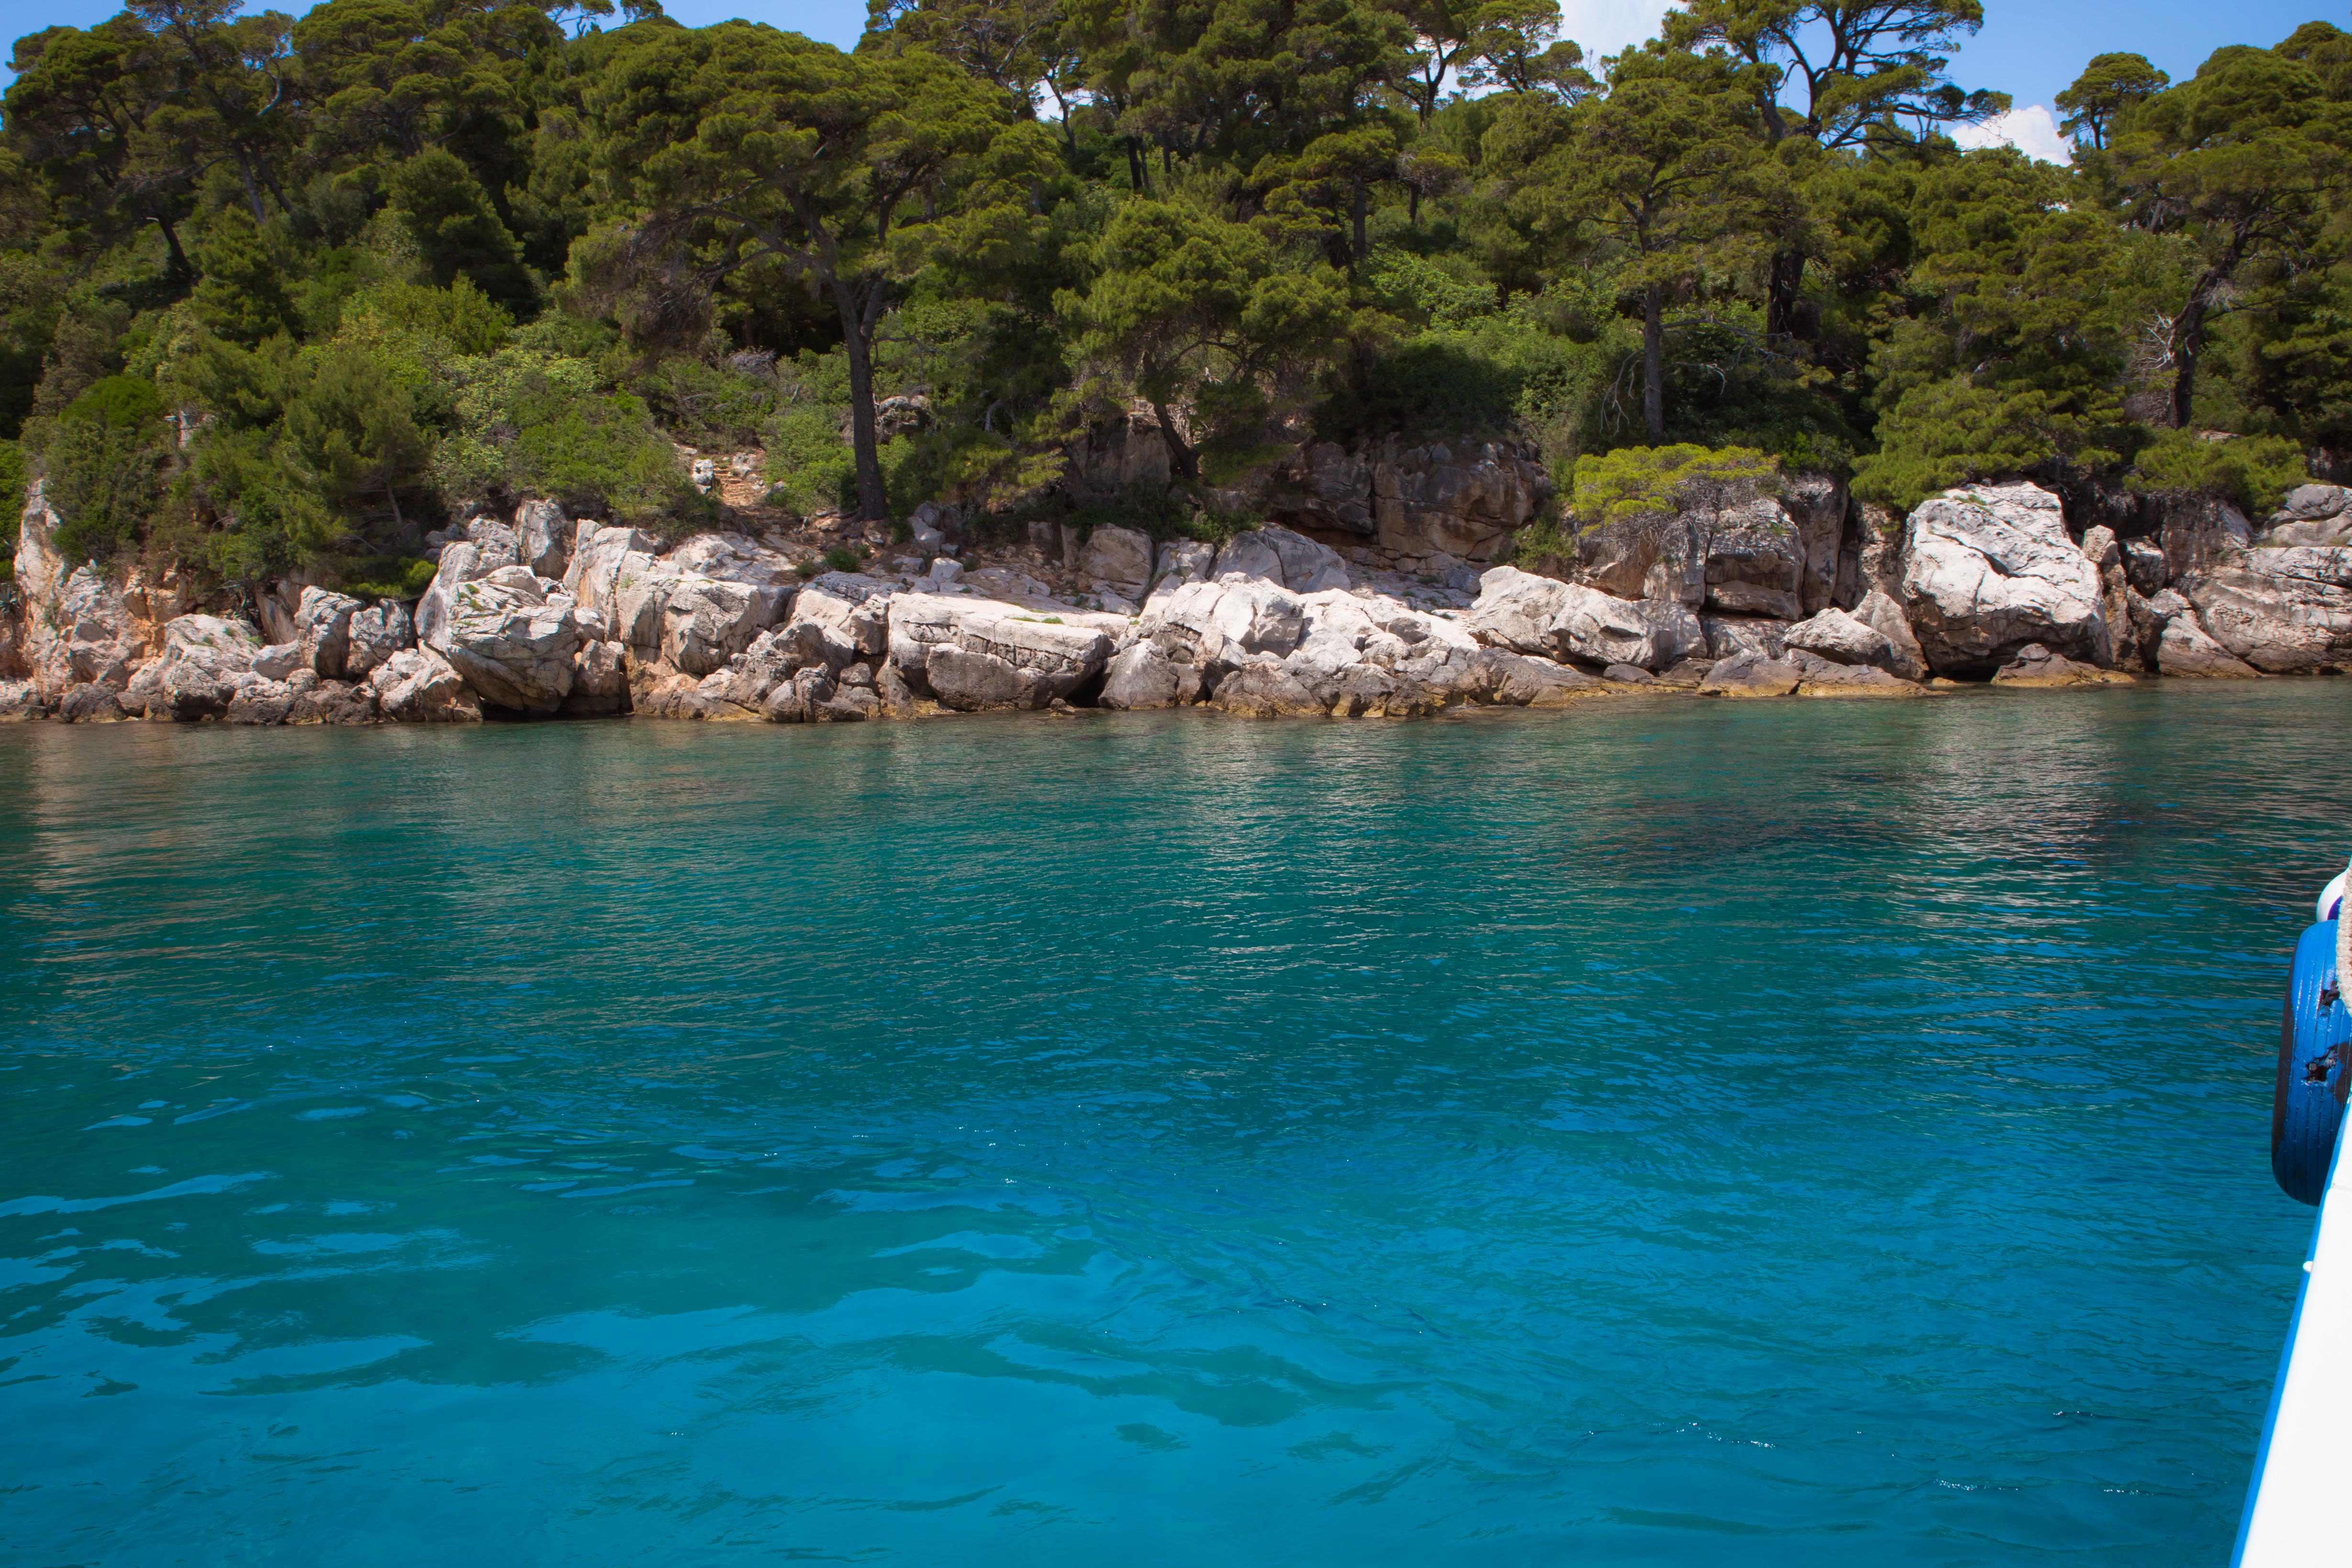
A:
[1465,567,1705,672]
[887,594,1117,710]
[1990,644,2133,688]
[1850,589,1927,681]
[2156,610,2263,677]
[1100,641,1206,709]
[344,600,415,680]
[1699,651,1801,697]
[2077,525,2145,672]
[1901,483,2110,676]
[2179,547,2352,674]
[1213,525,1350,593]
[789,572,895,669]
[123,614,265,720]
[1076,525,1155,600]
[425,566,582,712]
[1788,649,1922,697]
[1273,437,1551,566]
[295,587,364,678]
[1782,606,1896,671]
[1572,475,1848,622]
[369,648,480,722]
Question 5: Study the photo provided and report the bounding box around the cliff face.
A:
[8,470,2352,727]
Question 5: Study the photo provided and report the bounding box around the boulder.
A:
[565,640,631,715]
[253,642,304,681]
[1782,606,1894,669]
[2157,613,2263,678]
[1465,566,1705,672]
[286,679,381,725]
[296,586,364,678]
[1701,614,1788,661]
[1478,651,1605,706]
[1137,579,1308,666]
[2179,547,2352,673]
[428,570,582,712]
[1850,589,1928,681]
[1698,651,1801,697]
[2122,539,2169,595]
[1989,643,2132,688]
[343,600,415,679]
[1275,437,1550,564]
[788,572,896,668]
[2159,495,2252,582]
[1100,641,1205,709]
[2277,484,2348,521]
[1213,525,1350,593]
[563,525,663,627]
[1206,655,1326,717]
[1064,414,1175,494]
[1784,475,1851,617]
[1786,648,1921,697]
[369,648,480,723]
[661,577,772,675]
[1076,524,1155,600]
[514,498,571,579]
[0,679,51,719]
[39,568,152,691]
[2079,524,2145,672]
[760,668,840,723]
[1698,496,1807,619]
[55,682,132,722]
[224,687,292,726]
[122,616,265,721]
[1152,539,1217,592]
[886,593,1115,710]
[1900,483,2110,676]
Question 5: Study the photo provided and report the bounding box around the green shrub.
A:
[1568,443,1779,528]
[0,439,23,548]
[336,555,438,600]
[435,348,703,528]
[762,406,856,515]
[47,375,168,561]
[1852,378,2115,513]
[646,356,777,449]
[821,544,864,572]
[2128,428,2307,516]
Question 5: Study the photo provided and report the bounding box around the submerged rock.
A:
[1990,643,2132,688]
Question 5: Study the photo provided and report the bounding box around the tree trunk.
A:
[1151,398,1197,480]
[1765,248,1805,341]
[2167,275,2224,430]
[1642,285,1666,442]
[154,216,192,282]
[1350,174,1368,267]
[1125,137,1151,195]
[833,283,890,520]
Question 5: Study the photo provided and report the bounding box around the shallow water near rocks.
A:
[2,686,2343,1566]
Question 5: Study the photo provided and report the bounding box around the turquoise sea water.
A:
[2,687,2344,1566]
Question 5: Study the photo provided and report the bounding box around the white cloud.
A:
[1952,103,2071,165]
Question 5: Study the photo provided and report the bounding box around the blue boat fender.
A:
[2273,917,2352,1205]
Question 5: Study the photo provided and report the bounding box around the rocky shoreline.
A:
[2,469,2347,729]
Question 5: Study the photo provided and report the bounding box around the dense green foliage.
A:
[3,0,2348,593]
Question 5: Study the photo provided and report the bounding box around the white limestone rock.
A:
[1899,483,2109,676]
[428,570,582,712]
[1464,566,1705,672]
[885,592,1115,710]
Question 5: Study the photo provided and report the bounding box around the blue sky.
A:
[3,0,2343,157]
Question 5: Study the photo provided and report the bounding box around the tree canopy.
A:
[1,0,2348,585]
